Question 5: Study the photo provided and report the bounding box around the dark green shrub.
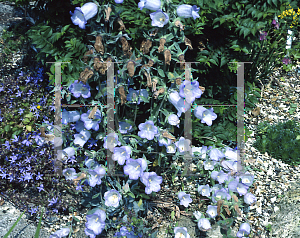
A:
[253,120,300,165]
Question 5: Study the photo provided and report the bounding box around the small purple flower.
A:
[28,207,38,216]
[192,146,207,159]
[197,218,211,232]
[138,0,161,11]
[167,114,180,128]
[179,80,202,104]
[48,197,58,207]
[244,192,257,205]
[112,146,132,165]
[114,0,123,3]
[3,141,10,150]
[228,180,249,196]
[178,191,192,207]
[206,205,218,218]
[36,172,44,180]
[63,168,78,180]
[150,10,169,27]
[174,227,190,238]
[23,172,33,182]
[177,4,200,20]
[50,228,70,238]
[198,184,211,197]
[62,147,75,159]
[272,19,280,29]
[37,184,45,192]
[224,147,238,161]
[85,209,106,237]
[138,120,158,140]
[140,172,163,194]
[259,31,267,40]
[124,158,147,180]
[81,109,102,131]
[165,143,176,153]
[282,57,291,65]
[237,223,251,237]
[69,80,91,98]
[194,106,217,126]
[70,2,98,29]
[104,189,122,207]
[119,121,133,134]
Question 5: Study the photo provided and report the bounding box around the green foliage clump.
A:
[253,120,300,165]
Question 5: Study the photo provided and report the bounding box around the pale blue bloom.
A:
[167,114,180,128]
[87,165,106,187]
[140,172,163,194]
[49,228,70,238]
[237,223,251,237]
[150,10,169,27]
[177,4,200,20]
[179,80,202,104]
[85,209,106,237]
[70,2,98,29]
[104,189,122,207]
[74,129,91,147]
[194,106,217,126]
[206,205,218,218]
[138,0,161,11]
[112,146,132,165]
[198,184,211,197]
[81,109,102,131]
[138,120,158,140]
[123,158,147,180]
[178,191,192,207]
[174,227,190,238]
[244,192,257,205]
[197,218,211,232]
[168,91,187,117]
[63,168,77,180]
[114,0,124,3]
[69,80,91,98]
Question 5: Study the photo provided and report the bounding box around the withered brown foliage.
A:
[105,7,112,22]
[158,38,166,53]
[88,106,98,119]
[184,37,193,50]
[176,77,181,85]
[153,87,165,99]
[117,18,126,31]
[178,54,185,70]
[118,86,127,105]
[94,36,104,54]
[174,20,185,31]
[79,68,94,84]
[83,49,94,63]
[127,60,135,77]
[120,36,132,57]
[164,49,171,65]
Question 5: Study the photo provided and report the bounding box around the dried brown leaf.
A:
[164,49,171,65]
[127,60,135,77]
[94,36,104,54]
[158,38,166,53]
[79,68,94,84]
[217,200,223,216]
[105,7,112,22]
[184,37,193,50]
[83,49,94,63]
[88,106,98,119]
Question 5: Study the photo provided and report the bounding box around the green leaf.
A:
[34,208,44,238]
[157,69,165,77]
[4,125,10,132]
[92,193,100,199]
[128,192,135,198]
[138,198,143,207]
[4,211,26,238]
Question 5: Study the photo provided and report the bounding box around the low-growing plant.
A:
[253,120,300,165]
